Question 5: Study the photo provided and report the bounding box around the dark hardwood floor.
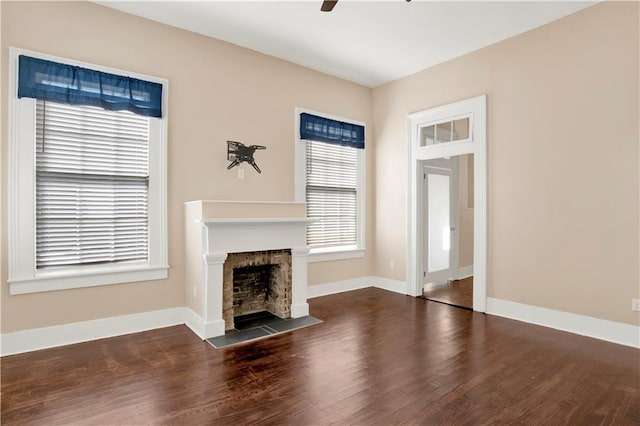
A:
[2,288,639,425]
[423,276,474,309]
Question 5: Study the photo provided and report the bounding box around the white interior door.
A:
[424,161,458,285]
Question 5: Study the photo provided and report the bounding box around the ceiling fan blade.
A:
[321,0,338,12]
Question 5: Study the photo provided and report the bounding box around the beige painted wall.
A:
[0,1,374,333]
[373,1,639,325]
[458,154,474,269]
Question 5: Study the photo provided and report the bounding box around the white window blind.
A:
[35,100,150,269]
[306,140,358,249]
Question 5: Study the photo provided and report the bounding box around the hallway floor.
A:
[423,276,473,309]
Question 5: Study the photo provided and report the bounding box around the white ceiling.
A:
[95,0,595,88]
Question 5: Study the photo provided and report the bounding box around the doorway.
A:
[406,95,486,312]
[422,154,474,309]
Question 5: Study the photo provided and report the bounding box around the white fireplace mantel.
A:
[201,217,311,254]
[183,201,312,339]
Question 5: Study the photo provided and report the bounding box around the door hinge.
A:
[423,271,426,277]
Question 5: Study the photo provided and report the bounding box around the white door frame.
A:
[406,95,487,312]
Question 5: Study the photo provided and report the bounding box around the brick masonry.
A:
[223,249,292,330]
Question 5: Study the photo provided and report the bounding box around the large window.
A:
[296,109,365,262]
[8,49,168,294]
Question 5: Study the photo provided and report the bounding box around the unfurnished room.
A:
[1,0,639,424]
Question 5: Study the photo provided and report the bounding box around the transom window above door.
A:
[420,116,471,147]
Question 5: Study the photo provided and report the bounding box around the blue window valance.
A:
[18,55,163,118]
[300,113,365,149]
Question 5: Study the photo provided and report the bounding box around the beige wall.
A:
[373,1,639,325]
[458,154,474,269]
[0,1,374,333]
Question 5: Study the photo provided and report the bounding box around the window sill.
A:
[8,265,169,295]
[308,247,366,263]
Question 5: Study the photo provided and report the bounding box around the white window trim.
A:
[294,107,366,263]
[7,47,169,295]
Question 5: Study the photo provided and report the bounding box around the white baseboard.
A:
[458,265,473,279]
[1,307,190,356]
[374,277,408,295]
[307,276,408,299]
[487,297,640,349]
[307,276,374,298]
[183,308,205,340]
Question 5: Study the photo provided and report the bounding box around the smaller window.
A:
[295,109,365,261]
[306,140,358,249]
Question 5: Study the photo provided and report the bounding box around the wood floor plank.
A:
[2,288,638,425]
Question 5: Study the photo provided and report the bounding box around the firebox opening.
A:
[224,249,292,331]
[232,264,279,318]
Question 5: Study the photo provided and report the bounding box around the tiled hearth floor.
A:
[207,311,323,349]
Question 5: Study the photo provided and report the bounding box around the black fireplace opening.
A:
[232,264,279,319]
[224,249,292,332]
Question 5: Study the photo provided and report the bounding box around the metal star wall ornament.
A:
[226,141,266,174]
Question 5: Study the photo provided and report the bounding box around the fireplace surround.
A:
[184,201,311,339]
